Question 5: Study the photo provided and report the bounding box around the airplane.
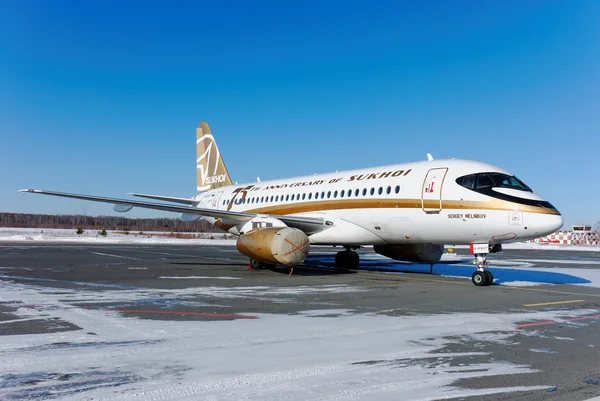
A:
[20,122,563,286]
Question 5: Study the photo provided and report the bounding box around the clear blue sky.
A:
[1,1,598,226]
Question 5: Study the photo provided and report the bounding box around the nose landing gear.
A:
[471,253,494,286]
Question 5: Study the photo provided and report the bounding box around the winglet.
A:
[19,189,41,193]
[427,153,434,161]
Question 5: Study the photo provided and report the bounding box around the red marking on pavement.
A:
[111,309,258,319]
[283,239,309,256]
[515,320,557,328]
[516,314,600,329]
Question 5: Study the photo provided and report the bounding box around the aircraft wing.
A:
[128,193,199,205]
[18,189,325,232]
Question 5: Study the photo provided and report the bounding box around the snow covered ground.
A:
[1,279,591,401]
[0,228,237,245]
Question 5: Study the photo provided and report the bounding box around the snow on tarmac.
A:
[1,280,594,400]
[0,228,236,245]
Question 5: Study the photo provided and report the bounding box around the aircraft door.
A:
[422,168,448,212]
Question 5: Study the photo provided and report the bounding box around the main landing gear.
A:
[248,258,294,276]
[335,248,360,270]
[248,258,265,270]
[471,254,494,286]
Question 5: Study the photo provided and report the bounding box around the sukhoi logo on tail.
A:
[197,134,223,191]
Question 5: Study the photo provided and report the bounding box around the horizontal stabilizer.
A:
[129,193,199,205]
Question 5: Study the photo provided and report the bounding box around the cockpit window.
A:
[476,174,495,189]
[460,175,475,189]
[456,172,533,193]
[491,173,532,191]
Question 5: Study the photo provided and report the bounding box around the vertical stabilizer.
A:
[196,122,233,192]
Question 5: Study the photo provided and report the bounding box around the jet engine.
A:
[373,243,444,264]
[236,227,310,266]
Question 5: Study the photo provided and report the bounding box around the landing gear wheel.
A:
[249,258,264,269]
[472,271,488,286]
[335,251,347,269]
[335,250,360,270]
[484,271,494,285]
[348,251,360,270]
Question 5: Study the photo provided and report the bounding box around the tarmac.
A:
[1,242,600,400]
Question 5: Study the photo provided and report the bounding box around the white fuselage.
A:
[193,159,563,246]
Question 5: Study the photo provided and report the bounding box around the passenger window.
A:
[355,189,360,197]
[370,187,375,196]
[321,191,325,199]
[340,190,345,198]
[291,194,295,201]
[386,186,391,195]
[308,193,312,200]
[302,193,306,200]
[327,191,331,199]
[395,185,400,194]
[378,187,383,195]
[334,190,338,198]
[275,196,279,202]
[362,188,367,196]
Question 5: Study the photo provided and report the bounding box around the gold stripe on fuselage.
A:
[235,198,560,216]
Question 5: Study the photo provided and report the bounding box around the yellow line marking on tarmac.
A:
[501,285,600,299]
[523,300,585,307]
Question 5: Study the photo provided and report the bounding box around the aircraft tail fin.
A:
[196,122,233,192]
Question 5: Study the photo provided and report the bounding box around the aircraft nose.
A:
[536,213,564,237]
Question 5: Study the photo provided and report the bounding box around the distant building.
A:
[531,224,599,245]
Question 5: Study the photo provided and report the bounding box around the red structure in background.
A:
[531,225,599,245]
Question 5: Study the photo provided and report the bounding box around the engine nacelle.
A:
[373,243,444,264]
[236,227,310,266]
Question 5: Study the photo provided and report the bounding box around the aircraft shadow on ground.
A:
[304,256,592,285]
[266,265,357,276]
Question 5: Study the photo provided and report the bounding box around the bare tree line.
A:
[0,213,222,233]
